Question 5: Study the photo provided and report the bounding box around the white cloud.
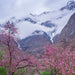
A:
[0,0,70,20]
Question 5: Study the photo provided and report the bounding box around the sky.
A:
[0,0,70,20]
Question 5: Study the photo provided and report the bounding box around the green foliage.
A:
[0,46,6,60]
[73,67,75,70]
[0,50,3,60]
[0,67,6,75]
[73,67,75,75]
[31,70,35,75]
[40,69,62,75]
[40,70,52,75]
[14,68,35,75]
[14,68,26,75]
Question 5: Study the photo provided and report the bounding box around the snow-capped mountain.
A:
[0,0,75,43]
[0,0,75,55]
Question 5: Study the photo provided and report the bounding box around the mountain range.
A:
[0,0,75,54]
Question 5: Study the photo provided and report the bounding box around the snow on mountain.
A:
[16,21,52,39]
[15,9,74,40]
[60,0,75,10]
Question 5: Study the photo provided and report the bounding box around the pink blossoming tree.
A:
[0,21,40,75]
[42,45,75,75]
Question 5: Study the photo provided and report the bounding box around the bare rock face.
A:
[55,13,75,49]
[19,31,51,55]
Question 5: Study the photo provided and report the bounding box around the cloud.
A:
[45,0,69,10]
[0,0,69,20]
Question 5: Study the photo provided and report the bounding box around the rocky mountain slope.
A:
[55,13,75,50]
[19,30,50,55]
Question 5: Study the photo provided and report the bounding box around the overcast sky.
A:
[0,0,70,20]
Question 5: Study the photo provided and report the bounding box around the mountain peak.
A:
[60,0,75,10]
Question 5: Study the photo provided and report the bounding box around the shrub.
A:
[0,67,6,75]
